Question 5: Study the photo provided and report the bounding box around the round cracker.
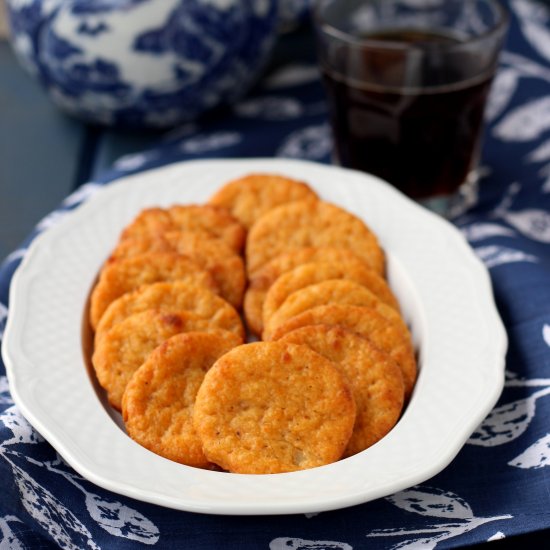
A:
[279,325,404,456]
[262,261,399,327]
[193,341,356,473]
[263,280,394,340]
[119,207,171,238]
[246,200,385,275]
[120,205,245,253]
[244,247,380,335]
[208,173,319,229]
[89,253,217,330]
[92,309,230,410]
[122,331,241,468]
[95,281,244,343]
[108,230,245,308]
[269,304,417,399]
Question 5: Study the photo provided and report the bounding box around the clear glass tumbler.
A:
[314,0,509,216]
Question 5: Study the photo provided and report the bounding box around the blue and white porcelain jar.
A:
[6,0,278,128]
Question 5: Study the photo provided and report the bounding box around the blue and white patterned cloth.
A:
[2,1,550,547]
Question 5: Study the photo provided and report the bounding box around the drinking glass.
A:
[314,0,509,217]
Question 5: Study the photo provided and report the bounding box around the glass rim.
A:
[313,0,510,52]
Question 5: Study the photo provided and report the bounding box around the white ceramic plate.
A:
[2,158,507,515]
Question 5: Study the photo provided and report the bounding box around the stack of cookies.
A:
[89,173,417,474]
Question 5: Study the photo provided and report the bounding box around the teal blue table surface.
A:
[0,39,162,262]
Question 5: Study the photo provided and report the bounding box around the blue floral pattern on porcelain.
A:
[6,0,278,127]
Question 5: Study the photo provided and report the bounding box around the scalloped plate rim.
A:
[2,157,507,515]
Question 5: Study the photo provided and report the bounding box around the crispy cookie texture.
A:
[246,200,385,275]
[263,279,393,340]
[262,261,400,327]
[243,247,377,335]
[120,205,245,253]
[269,304,417,399]
[122,331,241,468]
[92,309,226,410]
[108,230,245,308]
[89,253,217,330]
[279,325,405,456]
[119,207,172,237]
[95,281,244,342]
[193,341,356,474]
[208,173,319,229]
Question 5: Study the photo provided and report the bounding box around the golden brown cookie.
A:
[279,325,404,456]
[262,261,400,327]
[246,200,385,275]
[122,331,241,468]
[119,207,172,237]
[193,341,356,473]
[243,247,378,335]
[263,279,393,340]
[108,230,245,308]
[93,309,227,410]
[120,205,245,253]
[89,253,217,330]
[208,173,319,229]
[95,281,244,343]
[269,304,417,399]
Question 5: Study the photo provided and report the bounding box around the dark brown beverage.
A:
[321,30,494,199]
